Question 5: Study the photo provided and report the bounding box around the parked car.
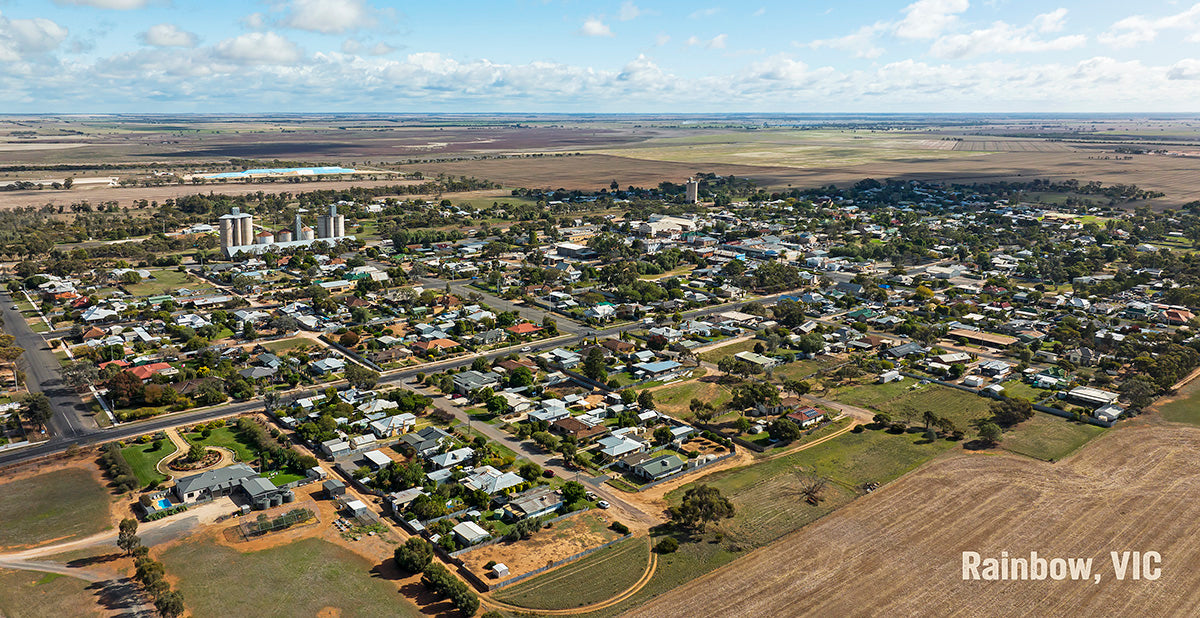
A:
[598,500,611,509]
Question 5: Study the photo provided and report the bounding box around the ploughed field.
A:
[625,423,1200,617]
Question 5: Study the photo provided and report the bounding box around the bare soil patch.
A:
[461,510,622,582]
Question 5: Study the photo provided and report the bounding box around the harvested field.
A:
[626,422,1200,617]
[0,467,112,549]
[491,536,649,610]
[0,569,109,618]
[461,510,623,582]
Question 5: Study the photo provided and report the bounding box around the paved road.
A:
[0,291,94,440]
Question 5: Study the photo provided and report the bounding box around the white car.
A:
[598,500,611,509]
[520,346,532,352]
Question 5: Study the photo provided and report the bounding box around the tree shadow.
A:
[88,578,148,614]
[962,439,996,451]
[67,552,122,568]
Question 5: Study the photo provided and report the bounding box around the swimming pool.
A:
[155,498,172,510]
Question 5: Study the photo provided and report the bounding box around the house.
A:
[1094,403,1125,423]
[398,427,452,458]
[462,466,524,494]
[368,347,412,364]
[631,454,686,481]
[369,413,416,438]
[128,362,174,382]
[883,342,926,359]
[429,447,474,470]
[733,351,778,369]
[499,486,564,521]
[452,370,501,395]
[597,434,646,460]
[978,360,1013,379]
[171,463,291,509]
[786,407,824,428]
[584,304,617,321]
[1067,386,1120,408]
[452,520,491,546]
[411,338,460,355]
[633,360,682,380]
[341,498,372,519]
[507,322,542,336]
[310,357,346,375]
[320,438,351,458]
[551,417,608,443]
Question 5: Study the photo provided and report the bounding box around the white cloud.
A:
[931,21,1086,59]
[282,0,379,34]
[894,0,969,40]
[1167,59,1200,80]
[618,1,648,21]
[689,7,720,19]
[368,42,394,56]
[654,33,670,46]
[0,12,69,61]
[243,13,267,30]
[341,38,361,54]
[1033,8,1068,33]
[139,24,198,48]
[53,0,149,9]
[752,8,766,17]
[1099,4,1200,48]
[807,23,887,59]
[687,34,727,49]
[214,32,303,65]
[579,18,613,37]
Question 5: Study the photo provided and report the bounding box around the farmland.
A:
[160,536,421,617]
[0,569,107,618]
[0,468,111,549]
[491,536,649,610]
[1152,377,1200,427]
[626,424,1200,617]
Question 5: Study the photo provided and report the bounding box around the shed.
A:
[492,563,510,578]
[323,479,347,498]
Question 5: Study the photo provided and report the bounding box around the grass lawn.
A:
[1000,380,1047,402]
[669,427,955,548]
[261,338,311,354]
[0,468,111,549]
[1155,380,1200,427]
[493,537,649,610]
[0,569,103,618]
[1002,413,1108,462]
[650,379,733,419]
[120,440,178,486]
[160,537,421,618]
[123,269,212,297]
[698,339,759,364]
[265,471,306,486]
[182,426,258,463]
[831,380,993,428]
[772,358,836,381]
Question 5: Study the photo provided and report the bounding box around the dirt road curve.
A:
[625,422,1200,617]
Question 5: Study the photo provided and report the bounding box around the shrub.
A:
[654,537,679,554]
[610,521,630,534]
[850,424,865,433]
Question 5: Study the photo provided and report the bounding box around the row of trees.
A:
[119,518,185,617]
[393,538,479,616]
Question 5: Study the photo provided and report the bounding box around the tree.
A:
[117,518,140,555]
[0,341,24,389]
[733,416,752,433]
[186,441,206,463]
[154,590,185,618]
[670,484,735,532]
[22,392,53,429]
[989,399,1033,427]
[344,363,380,390]
[653,425,673,446]
[583,348,607,381]
[796,471,827,504]
[978,422,1002,446]
[782,379,810,398]
[339,331,360,347]
[731,381,778,410]
[637,389,655,410]
[61,360,98,391]
[562,481,587,508]
[393,537,434,573]
[689,398,716,423]
[767,417,802,442]
[508,366,534,388]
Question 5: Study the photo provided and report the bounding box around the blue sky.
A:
[3,1,1200,112]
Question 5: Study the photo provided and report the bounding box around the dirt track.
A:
[624,421,1200,617]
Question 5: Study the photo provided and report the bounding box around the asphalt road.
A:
[0,291,94,441]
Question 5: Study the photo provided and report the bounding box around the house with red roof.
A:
[507,322,542,336]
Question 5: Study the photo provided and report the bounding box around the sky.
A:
[4,0,1200,113]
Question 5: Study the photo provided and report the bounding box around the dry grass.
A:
[626,421,1200,617]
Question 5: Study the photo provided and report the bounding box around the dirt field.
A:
[461,510,622,582]
[625,421,1200,617]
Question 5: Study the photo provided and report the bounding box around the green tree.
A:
[767,417,801,442]
[637,389,655,409]
[670,484,735,532]
[344,362,380,390]
[117,518,140,555]
[393,537,434,573]
[583,348,607,382]
[978,422,1002,446]
[562,481,587,508]
[154,591,185,618]
[653,425,673,445]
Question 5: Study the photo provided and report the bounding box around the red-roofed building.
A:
[128,362,173,382]
[507,322,542,336]
[99,359,129,370]
[411,338,460,356]
[786,407,825,429]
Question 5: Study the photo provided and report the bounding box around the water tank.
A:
[283,491,295,503]
[271,494,283,508]
[254,497,269,510]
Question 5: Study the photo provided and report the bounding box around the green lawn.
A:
[698,339,759,364]
[1000,380,1048,403]
[1002,413,1108,462]
[831,380,992,428]
[772,358,835,381]
[1156,383,1200,426]
[0,468,111,549]
[651,379,732,418]
[123,269,212,297]
[183,426,258,463]
[669,427,955,548]
[493,537,648,610]
[160,537,421,618]
[0,569,103,618]
[120,440,178,486]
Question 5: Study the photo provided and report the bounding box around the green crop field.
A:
[161,537,420,618]
[1002,413,1108,462]
[120,440,178,486]
[0,468,111,549]
[1155,380,1200,427]
[493,537,649,610]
